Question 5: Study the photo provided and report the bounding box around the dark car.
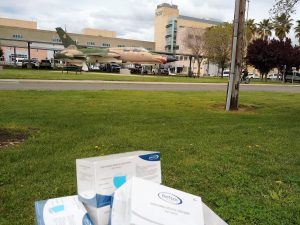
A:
[284,71,300,83]
[22,59,39,68]
[39,60,52,69]
[110,64,121,73]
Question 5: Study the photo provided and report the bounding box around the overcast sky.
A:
[0,0,299,41]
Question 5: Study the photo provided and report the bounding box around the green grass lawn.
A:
[0,68,285,84]
[0,90,299,225]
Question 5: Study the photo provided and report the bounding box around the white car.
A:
[222,70,230,77]
[268,74,282,80]
[248,73,260,79]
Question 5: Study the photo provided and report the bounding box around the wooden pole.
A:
[226,0,246,111]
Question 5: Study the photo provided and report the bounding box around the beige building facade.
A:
[0,18,154,64]
[81,28,116,38]
[154,3,221,75]
[0,18,37,29]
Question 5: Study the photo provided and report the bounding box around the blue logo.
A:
[158,192,183,205]
[149,154,159,160]
[139,153,160,161]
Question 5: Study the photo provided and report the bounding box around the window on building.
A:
[102,43,111,47]
[87,41,96,46]
[146,48,152,51]
[184,56,188,61]
[9,54,27,61]
[180,56,183,61]
[52,38,61,43]
[117,44,125,48]
[12,34,23,39]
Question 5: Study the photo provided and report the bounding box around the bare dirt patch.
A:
[0,128,30,148]
[213,104,258,113]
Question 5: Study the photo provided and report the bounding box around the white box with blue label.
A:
[34,195,94,225]
[76,151,161,208]
[110,177,205,225]
[76,151,161,225]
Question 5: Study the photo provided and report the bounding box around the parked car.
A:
[22,59,39,68]
[248,73,260,79]
[268,74,282,80]
[284,71,300,83]
[110,64,121,73]
[222,70,230,77]
[51,59,64,69]
[39,59,52,69]
[15,58,26,67]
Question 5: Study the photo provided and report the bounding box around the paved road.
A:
[0,79,299,92]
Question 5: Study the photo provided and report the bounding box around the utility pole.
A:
[226,0,246,111]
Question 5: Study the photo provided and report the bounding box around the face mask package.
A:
[34,195,94,225]
[110,177,205,225]
[83,204,111,225]
[76,151,161,225]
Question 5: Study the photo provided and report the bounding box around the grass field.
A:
[0,68,285,84]
[0,90,299,225]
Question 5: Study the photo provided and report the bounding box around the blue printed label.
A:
[139,153,160,161]
[113,176,126,188]
[50,205,64,213]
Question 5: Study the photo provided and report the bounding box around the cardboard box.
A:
[110,177,205,225]
[76,151,161,208]
[35,195,94,225]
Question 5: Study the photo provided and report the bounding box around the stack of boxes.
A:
[76,151,162,225]
[35,151,227,225]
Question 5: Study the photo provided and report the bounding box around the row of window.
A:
[9,54,27,60]
[52,38,61,43]
[10,34,152,50]
[177,56,189,61]
[87,41,96,46]
[12,34,23,39]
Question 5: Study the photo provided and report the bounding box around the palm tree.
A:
[273,13,293,41]
[295,20,300,44]
[257,19,273,40]
[245,19,257,42]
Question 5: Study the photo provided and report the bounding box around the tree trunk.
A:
[197,57,201,77]
[221,66,225,78]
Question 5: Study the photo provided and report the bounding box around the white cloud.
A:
[0,0,299,42]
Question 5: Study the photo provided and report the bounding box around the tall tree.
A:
[295,20,300,44]
[257,19,273,40]
[273,13,293,41]
[245,19,257,42]
[270,0,299,18]
[183,28,205,77]
[203,23,232,78]
[270,38,300,74]
[247,39,276,80]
